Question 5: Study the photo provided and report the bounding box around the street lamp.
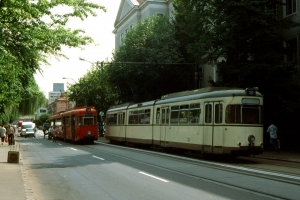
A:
[79,57,103,70]
[63,77,76,83]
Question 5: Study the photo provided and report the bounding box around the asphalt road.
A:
[17,130,300,200]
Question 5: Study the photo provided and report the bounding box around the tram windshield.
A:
[83,117,94,125]
[226,105,263,124]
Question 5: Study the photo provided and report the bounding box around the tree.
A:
[173,0,300,130]
[66,62,115,114]
[37,113,52,127]
[0,0,105,121]
[107,16,192,103]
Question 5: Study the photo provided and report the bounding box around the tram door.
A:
[62,117,66,141]
[160,107,170,147]
[71,115,75,141]
[203,101,223,153]
[117,112,125,139]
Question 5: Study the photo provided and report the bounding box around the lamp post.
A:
[63,77,76,83]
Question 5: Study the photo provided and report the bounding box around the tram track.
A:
[83,141,300,199]
[89,140,300,186]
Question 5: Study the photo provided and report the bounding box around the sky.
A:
[34,0,121,96]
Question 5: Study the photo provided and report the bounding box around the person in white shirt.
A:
[0,125,6,145]
[6,124,15,145]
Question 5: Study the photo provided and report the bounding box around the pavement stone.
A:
[0,141,26,200]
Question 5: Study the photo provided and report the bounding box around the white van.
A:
[21,122,35,138]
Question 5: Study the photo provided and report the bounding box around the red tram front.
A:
[50,107,98,143]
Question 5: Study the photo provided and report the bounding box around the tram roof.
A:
[127,100,157,109]
[156,88,262,105]
[107,87,262,112]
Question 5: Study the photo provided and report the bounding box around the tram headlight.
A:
[248,135,255,143]
[87,130,91,135]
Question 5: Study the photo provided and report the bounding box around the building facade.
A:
[48,91,61,105]
[47,93,69,115]
[113,0,215,88]
[35,108,48,119]
[280,0,299,71]
[114,0,174,50]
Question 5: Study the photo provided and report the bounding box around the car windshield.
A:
[22,125,33,129]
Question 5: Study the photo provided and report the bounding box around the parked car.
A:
[21,122,35,138]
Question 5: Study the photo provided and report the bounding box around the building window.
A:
[285,37,298,63]
[284,0,297,16]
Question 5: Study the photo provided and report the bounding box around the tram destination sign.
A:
[245,88,256,96]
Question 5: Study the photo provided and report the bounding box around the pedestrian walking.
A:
[48,126,54,140]
[267,121,278,150]
[0,125,6,145]
[6,124,15,145]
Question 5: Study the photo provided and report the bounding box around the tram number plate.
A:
[245,88,256,96]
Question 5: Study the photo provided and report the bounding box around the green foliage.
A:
[38,113,51,126]
[66,62,115,114]
[0,0,105,120]
[107,16,193,103]
[173,0,300,129]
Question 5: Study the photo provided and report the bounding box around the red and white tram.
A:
[50,107,98,143]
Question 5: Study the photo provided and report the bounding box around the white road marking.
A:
[92,155,105,160]
[215,163,300,180]
[139,172,169,182]
[58,143,62,145]
[70,148,77,151]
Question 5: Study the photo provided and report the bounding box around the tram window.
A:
[84,118,93,125]
[179,105,189,124]
[139,110,145,124]
[134,110,139,124]
[226,105,262,124]
[107,114,117,125]
[129,111,139,124]
[156,108,160,124]
[55,119,62,126]
[205,104,212,123]
[215,104,223,124]
[65,117,71,126]
[141,109,150,124]
[189,103,200,123]
[118,113,124,125]
[77,117,82,126]
[171,106,179,124]
[162,109,166,124]
[226,105,241,123]
[242,105,261,124]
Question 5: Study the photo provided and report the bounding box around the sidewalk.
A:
[256,148,300,163]
[0,142,26,200]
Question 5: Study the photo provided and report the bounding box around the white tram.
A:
[105,87,263,156]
